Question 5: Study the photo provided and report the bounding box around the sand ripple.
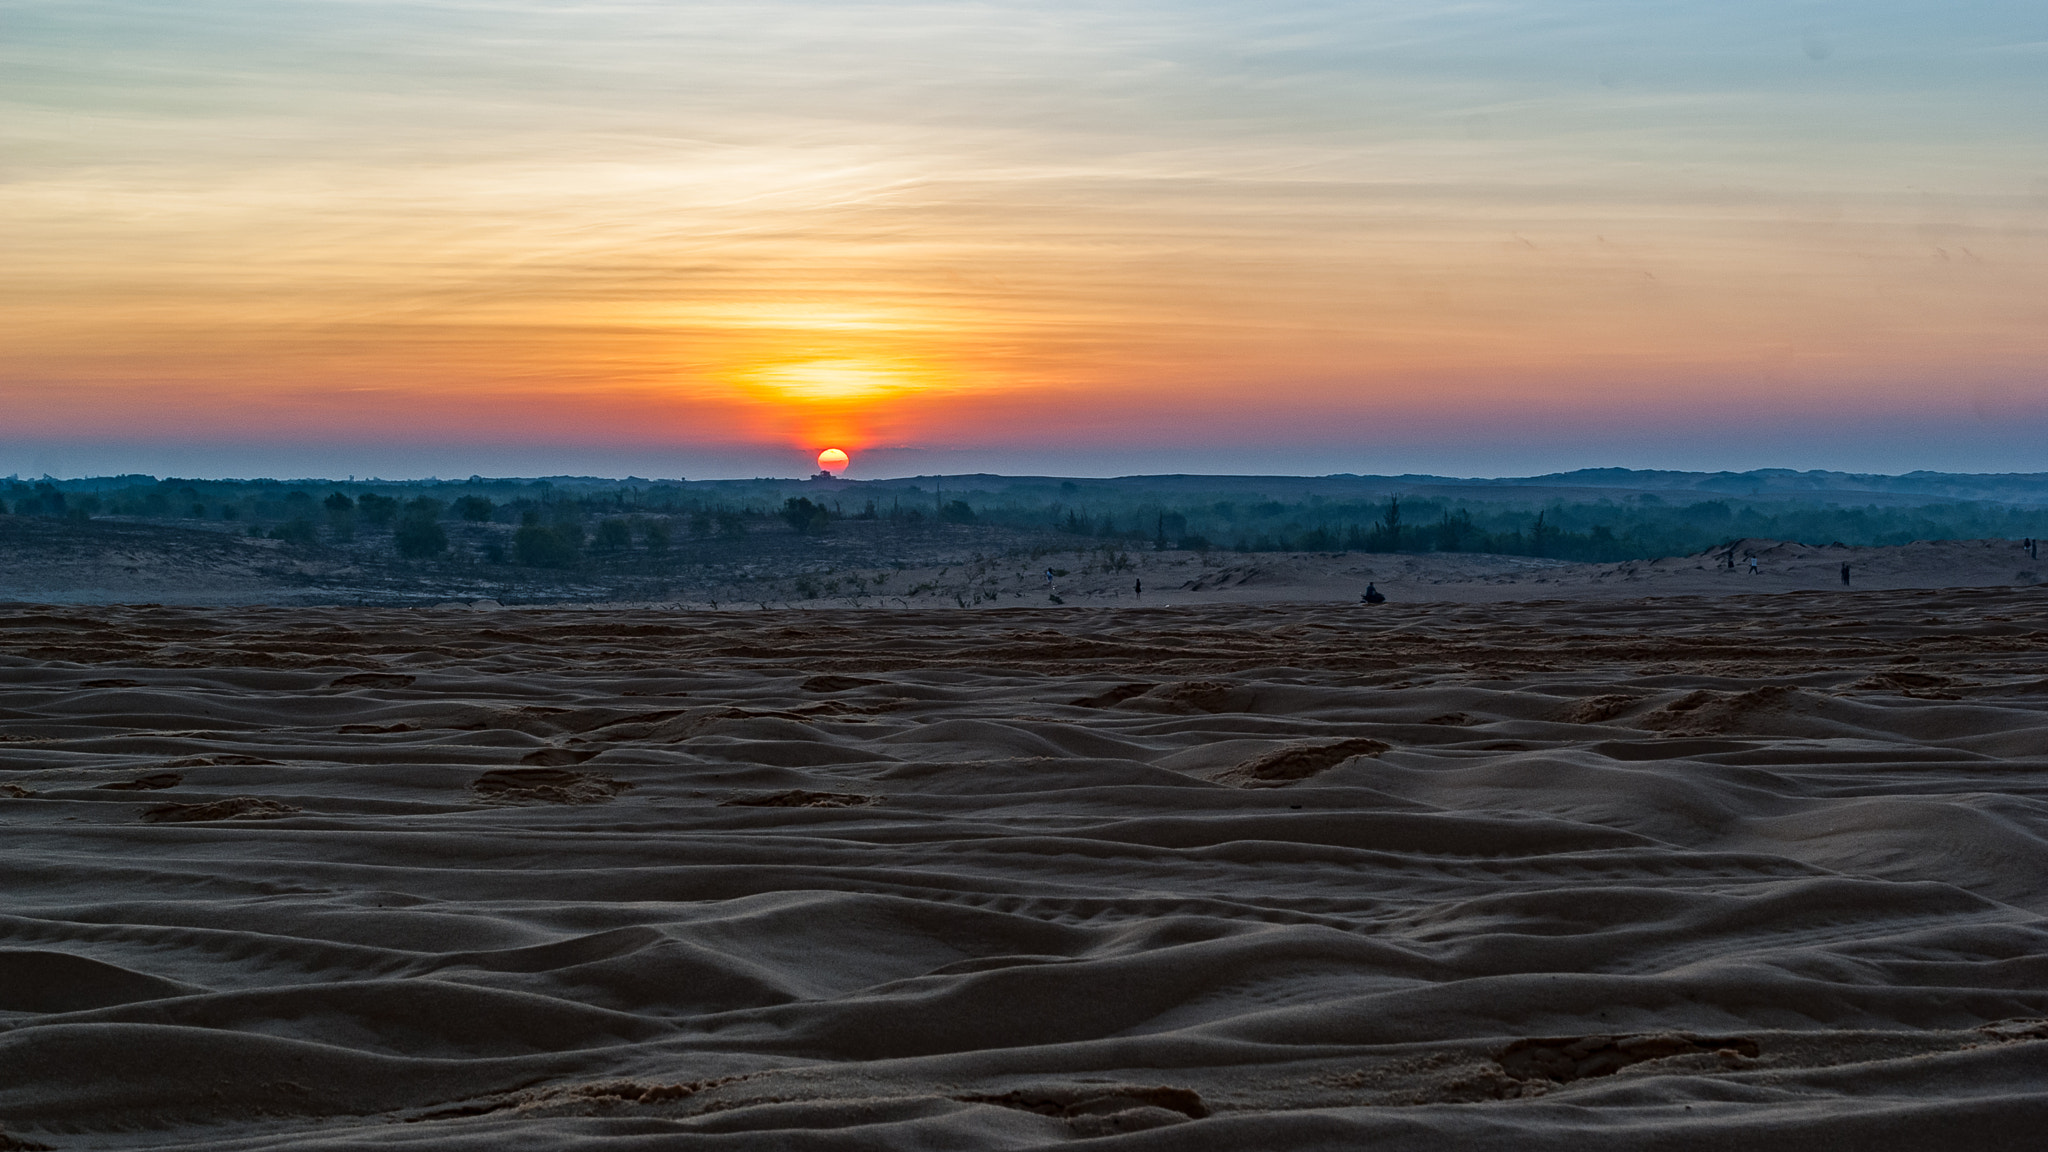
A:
[3,589,2048,1147]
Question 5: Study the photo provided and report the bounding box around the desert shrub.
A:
[939,500,975,524]
[514,524,579,567]
[394,517,447,558]
[643,519,671,554]
[356,493,397,527]
[716,511,747,538]
[593,518,632,552]
[781,497,831,534]
[17,483,66,517]
[269,518,319,545]
[323,492,354,539]
[406,496,443,521]
[454,495,494,522]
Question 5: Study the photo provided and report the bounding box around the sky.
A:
[3,0,2045,480]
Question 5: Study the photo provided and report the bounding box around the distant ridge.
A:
[1443,468,2048,503]
[19,467,2048,505]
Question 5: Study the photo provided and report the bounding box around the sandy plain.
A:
[5,568,2048,1148]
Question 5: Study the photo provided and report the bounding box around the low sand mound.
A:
[1214,737,1391,786]
[1556,692,1650,724]
[1639,685,1806,735]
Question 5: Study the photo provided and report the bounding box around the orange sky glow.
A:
[3,1,2045,478]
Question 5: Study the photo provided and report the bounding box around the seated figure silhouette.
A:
[1362,583,1386,604]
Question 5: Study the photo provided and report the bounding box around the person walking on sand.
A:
[1133,578,1141,597]
[1841,562,1851,587]
[1747,554,1759,575]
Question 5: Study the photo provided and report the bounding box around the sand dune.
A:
[4,588,2048,1148]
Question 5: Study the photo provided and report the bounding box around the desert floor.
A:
[5,588,2048,1148]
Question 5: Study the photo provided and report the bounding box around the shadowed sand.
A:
[4,588,2048,1148]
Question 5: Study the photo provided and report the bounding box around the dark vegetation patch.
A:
[1069,683,1154,707]
[720,790,877,808]
[518,747,601,767]
[1641,685,1803,736]
[800,674,882,692]
[161,753,276,768]
[1558,693,1648,724]
[960,1085,1208,1135]
[141,797,300,822]
[1497,1033,1760,1084]
[1215,738,1391,787]
[472,767,633,804]
[328,672,416,690]
[95,772,183,791]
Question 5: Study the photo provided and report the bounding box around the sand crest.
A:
[3,588,2048,1147]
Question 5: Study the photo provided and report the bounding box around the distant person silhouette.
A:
[1747,554,1759,575]
[1841,562,1851,586]
[1362,583,1385,604]
[1133,578,1141,597]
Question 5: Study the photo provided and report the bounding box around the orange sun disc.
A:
[817,448,850,472]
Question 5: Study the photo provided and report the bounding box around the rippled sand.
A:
[5,590,2048,1148]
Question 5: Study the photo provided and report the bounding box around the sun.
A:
[817,447,850,474]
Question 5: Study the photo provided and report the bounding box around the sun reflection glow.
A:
[741,359,917,403]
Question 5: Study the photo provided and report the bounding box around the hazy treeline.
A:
[10,474,2048,568]
[951,485,2048,562]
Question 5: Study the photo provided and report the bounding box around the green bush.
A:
[394,518,447,558]
[514,524,579,567]
[269,518,319,545]
[781,497,831,534]
[643,519,671,554]
[356,493,397,527]
[593,518,632,552]
[323,492,354,539]
[454,495,494,522]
